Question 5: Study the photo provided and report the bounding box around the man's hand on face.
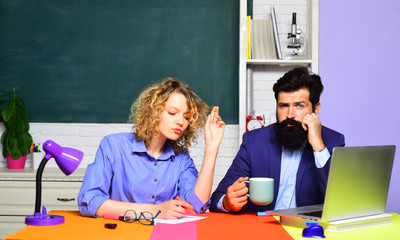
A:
[222,177,249,212]
[302,113,325,152]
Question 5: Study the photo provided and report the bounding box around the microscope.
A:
[287,12,307,59]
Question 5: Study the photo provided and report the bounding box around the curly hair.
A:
[128,77,210,153]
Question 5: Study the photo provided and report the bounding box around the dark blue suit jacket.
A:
[210,123,345,212]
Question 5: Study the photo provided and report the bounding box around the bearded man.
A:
[210,67,345,213]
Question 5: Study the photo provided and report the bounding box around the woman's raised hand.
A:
[204,106,225,151]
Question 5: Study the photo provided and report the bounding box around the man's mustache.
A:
[279,118,302,128]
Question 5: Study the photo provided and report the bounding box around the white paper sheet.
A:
[154,214,207,225]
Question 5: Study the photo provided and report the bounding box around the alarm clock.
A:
[246,115,263,132]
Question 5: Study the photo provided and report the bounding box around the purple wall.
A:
[320,1,400,213]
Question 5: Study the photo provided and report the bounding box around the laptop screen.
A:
[322,145,395,222]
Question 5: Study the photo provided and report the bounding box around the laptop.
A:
[266,145,396,231]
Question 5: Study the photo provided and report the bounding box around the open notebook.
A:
[266,145,396,232]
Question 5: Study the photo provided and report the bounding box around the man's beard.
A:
[274,118,308,150]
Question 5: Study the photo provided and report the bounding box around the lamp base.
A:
[25,212,65,226]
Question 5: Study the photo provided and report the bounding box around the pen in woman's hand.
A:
[174,195,196,214]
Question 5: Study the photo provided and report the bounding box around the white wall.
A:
[0,123,239,192]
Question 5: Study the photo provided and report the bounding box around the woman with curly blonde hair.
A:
[129,77,209,153]
[78,77,225,219]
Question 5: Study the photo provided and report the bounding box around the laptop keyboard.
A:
[300,211,323,218]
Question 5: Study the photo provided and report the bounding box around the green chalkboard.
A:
[0,0,239,123]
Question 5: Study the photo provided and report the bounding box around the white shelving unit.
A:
[238,0,319,139]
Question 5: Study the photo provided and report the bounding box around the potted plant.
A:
[0,87,33,169]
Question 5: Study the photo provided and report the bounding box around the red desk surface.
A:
[197,212,292,239]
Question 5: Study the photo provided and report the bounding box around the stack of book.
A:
[246,5,282,60]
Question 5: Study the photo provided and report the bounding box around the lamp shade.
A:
[42,140,83,175]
